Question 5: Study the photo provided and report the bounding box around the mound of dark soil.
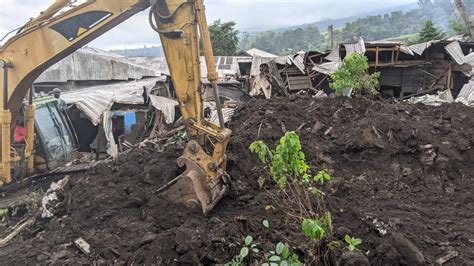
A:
[0,96,472,265]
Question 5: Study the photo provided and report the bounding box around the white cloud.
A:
[1,0,418,49]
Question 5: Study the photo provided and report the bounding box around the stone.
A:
[389,233,426,265]
[140,232,158,246]
[374,242,402,266]
[50,250,69,261]
[340,251,370,266]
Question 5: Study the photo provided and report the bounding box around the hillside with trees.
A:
[239,0,474,55]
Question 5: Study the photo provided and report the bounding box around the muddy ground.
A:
[0,96,472,265]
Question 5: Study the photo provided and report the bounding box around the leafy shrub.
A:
[250,131,312,190]
[330,53,380,96]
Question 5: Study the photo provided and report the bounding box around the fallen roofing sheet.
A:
[344,38,366,54]
[290,54,306,74]
[456,79,474,106]
[62,78,164,125]
[312,49,341,75]
[445,41,467,65]
[149,95,178,124]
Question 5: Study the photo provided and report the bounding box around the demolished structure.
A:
[248,39,474,106]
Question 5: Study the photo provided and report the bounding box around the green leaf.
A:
[263,219,270,228]
[353,238,362,246]
[253,248,259,253]
[328,241,341,250]
[344,235,352,244]
[281,245,290,259]
[269,255,281,262]
[244,236,253,246]
[276,242,285,255]
[302,218,326,241]
[240,247,249,258]
[281,261,289,266]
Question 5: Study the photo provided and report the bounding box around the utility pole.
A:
[455,0,474,39]
[329,24,334,50]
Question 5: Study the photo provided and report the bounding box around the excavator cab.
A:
[32,96,77,171]
[11,96,77,180]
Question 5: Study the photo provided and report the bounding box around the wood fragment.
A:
[0,209,41,248]
[372,126,382,139]
[279,121,287,133]
[435,250,458,265]
[296,123,308,132]
[324,127,333,135]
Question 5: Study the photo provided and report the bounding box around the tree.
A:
[208,20,239,56]
[416,20,446,43]
[329,53,380,96]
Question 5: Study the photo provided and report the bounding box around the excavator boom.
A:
[0,0,231,213]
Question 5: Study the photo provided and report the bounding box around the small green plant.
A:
[227,236,260,266]
[171,131,186,144]
[330,53,380,96]
[262,242,302,266]
[344,235,362,251]
[0,209,8,220]
[314,170,331,184]
[302,212,333,241]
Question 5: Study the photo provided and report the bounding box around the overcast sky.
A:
[1,0,417,50]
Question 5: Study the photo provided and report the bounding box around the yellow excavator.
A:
[0,0,231,214]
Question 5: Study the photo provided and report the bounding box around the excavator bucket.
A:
[156,140,229,214]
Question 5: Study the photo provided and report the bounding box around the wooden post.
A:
[447,65,453,91]
[375,47,379,70]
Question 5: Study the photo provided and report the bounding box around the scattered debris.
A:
[74,238,91,255]
[435,250,459,265]
[41,175,70,219]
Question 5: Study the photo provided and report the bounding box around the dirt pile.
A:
[0,96,473,265]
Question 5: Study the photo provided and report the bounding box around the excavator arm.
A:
[0,0,231,213]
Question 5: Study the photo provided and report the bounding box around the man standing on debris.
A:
[53,88,68,113]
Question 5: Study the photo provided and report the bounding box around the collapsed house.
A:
[33,47,175,158]
[34,48,252,158]
[249,38,474,106]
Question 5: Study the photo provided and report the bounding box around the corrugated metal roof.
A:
[445,41,467,65]
[290,54,306,74]
[456,79,474,106]
[408,41,435,56]
[275,56,291,65]
[35,48,160,83]
[62,78,161,125]
[149,95,178,124]
[267,60,285,88]
[312,48,341,75]
[246,48,278,58]
[128,57,170,76]
[325,49,341,63]
[344,38,366,54]
[312,62,341,75]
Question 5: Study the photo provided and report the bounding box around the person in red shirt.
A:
[13,119,26,144]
